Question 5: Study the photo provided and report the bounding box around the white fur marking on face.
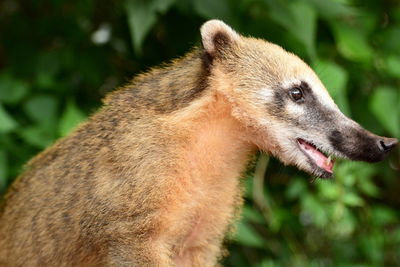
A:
[286,102,305,116]
[257,87,274,101]
[281,78,301,90]
[303,74,337,109]
[259,83,306,116]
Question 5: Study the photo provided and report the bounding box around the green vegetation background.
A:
[0,0,399,266]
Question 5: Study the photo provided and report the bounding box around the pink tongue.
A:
[299,140,333,173]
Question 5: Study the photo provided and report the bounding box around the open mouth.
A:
[297,138,335,177]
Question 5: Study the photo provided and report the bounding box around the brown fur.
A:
[0,44,256,266]
[0,19,397,266]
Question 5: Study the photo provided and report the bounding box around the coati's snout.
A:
[329,126,398,163]
[294,118,398,178]
[271,86,398,178]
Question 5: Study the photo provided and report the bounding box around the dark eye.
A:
[289,87,304,102]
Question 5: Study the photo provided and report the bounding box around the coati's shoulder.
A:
[103,49,212,114]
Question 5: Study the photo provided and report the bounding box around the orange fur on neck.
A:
[159,93,255,266]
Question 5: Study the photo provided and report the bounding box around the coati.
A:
[0,20,397,267]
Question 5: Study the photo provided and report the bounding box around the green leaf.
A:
[332,22,373,62]
[20,126,55,148]
[385,55,400,78]
[242,205,265,224]
[233,219,265,248]
[380,27,400,54]
[336,161,376,183]
[360,231,384,263]
[59,100,86,136]
[193,0,234,22]
[267,0,317,58]
[369,86,399,137]
[358,179,379,197]
[301,194,327,227]
[317,181,340,200]
[125,0,175,55]
[343,192,364,207]
[332,207,356,237]
[371,206,397,226]
[259,259,277,267]
[307,0,356,19]
[0,103,18,133]
[313,60,350,115]
[24,95,58,125]
[0,73,29,104]
[287,1,317,59]
[332,202,345,221]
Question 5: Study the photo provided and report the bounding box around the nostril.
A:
[378,138,398,152]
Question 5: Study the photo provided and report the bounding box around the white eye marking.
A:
[286,101,305,115]
[302,75,337,109]
[258,88,274,101]
[281,78,301,89]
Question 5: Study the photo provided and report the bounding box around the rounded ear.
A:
[200,20,240,58]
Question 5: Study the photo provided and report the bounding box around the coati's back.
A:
[0,50,210,266]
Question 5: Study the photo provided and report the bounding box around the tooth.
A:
[326,155,332,165]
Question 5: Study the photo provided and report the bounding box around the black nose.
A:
[378,138,398,152]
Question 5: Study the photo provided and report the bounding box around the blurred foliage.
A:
[0,0,399,266]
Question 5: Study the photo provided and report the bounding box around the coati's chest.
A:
[157,112,254,263]
[165,155,246,266]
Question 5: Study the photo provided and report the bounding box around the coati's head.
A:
[200,20,398,178]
